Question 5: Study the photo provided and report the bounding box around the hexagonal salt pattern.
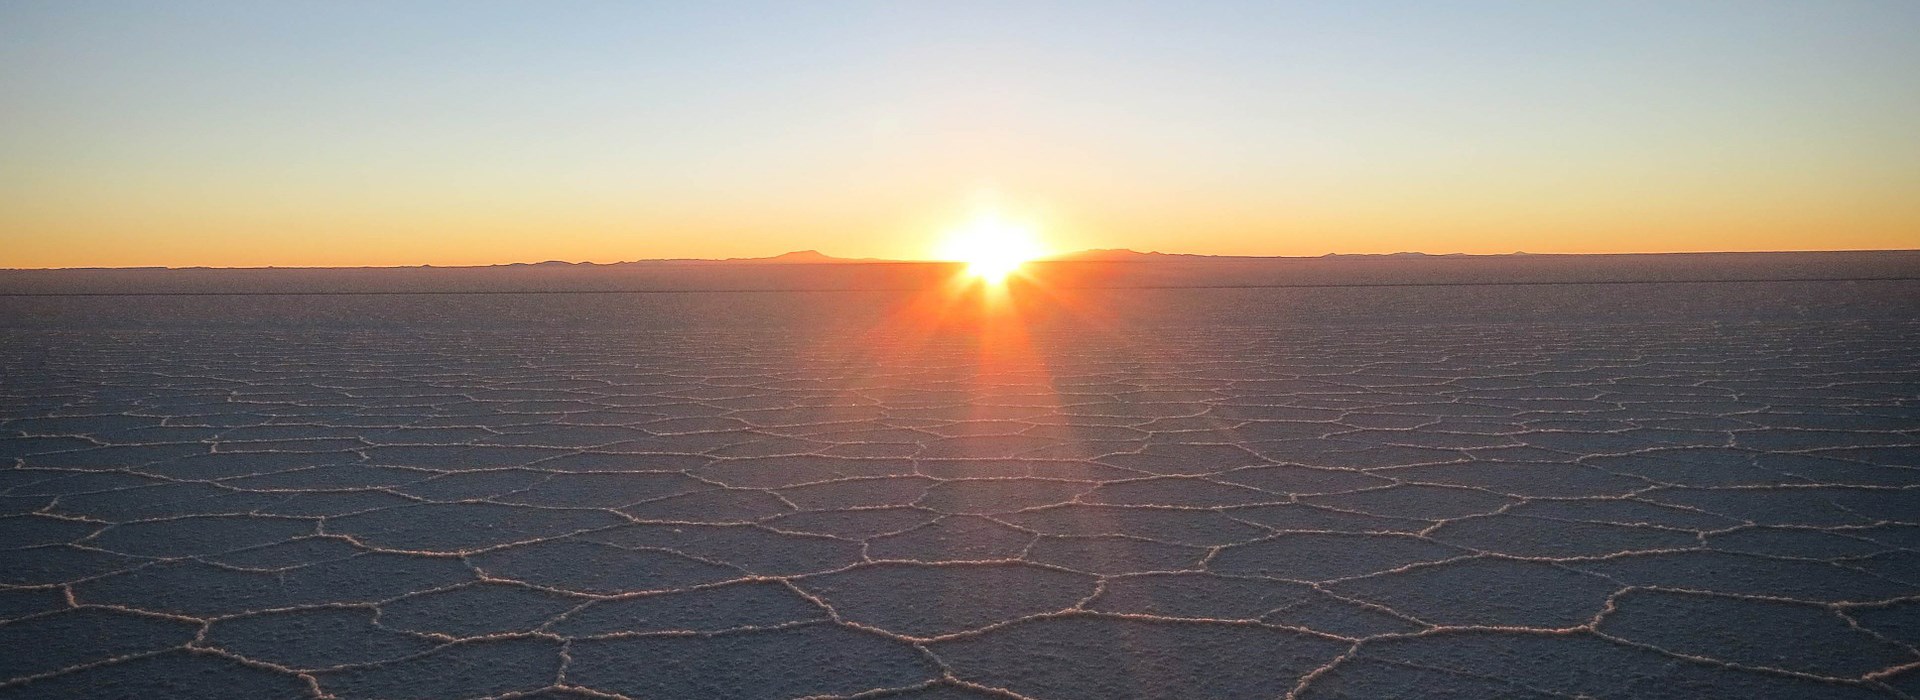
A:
[0,318,1917,698]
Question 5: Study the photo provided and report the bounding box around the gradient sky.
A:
[3,1,1918,267]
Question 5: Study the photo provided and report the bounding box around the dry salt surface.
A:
[1,280,1918,699]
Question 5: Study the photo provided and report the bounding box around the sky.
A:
[3,0,1918,268]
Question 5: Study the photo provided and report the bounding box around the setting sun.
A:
[937,212,1048,283]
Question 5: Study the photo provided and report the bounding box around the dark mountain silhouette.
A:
[718,250,890,264]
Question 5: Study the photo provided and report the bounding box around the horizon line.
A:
[5,247,1918,273]
[5,275,1918,297]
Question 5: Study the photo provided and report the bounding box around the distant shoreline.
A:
[3,276,1917,297]
[6,248,1918,273]
[2,250,1917,297]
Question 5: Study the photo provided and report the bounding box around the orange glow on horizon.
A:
[6,3,1920,269]
[935,210,1049,285]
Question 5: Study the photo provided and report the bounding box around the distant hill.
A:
[713,250,892,264]
[1046,249,1216,261]
[493,250,893,266]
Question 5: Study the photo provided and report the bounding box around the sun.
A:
[936,212,1047,283]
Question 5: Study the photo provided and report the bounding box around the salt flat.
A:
[1,274,1917,698]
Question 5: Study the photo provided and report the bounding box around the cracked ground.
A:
[1,286,1918,699]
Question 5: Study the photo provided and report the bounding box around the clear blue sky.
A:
[3,1,1917,266]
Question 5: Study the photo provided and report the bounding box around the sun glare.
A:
[937,212,1047,284]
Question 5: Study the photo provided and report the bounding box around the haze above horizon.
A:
[4,1,1918,268]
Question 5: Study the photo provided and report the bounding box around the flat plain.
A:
[2,258,1918,699]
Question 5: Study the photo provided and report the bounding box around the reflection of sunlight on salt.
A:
[793,262,1153,516]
